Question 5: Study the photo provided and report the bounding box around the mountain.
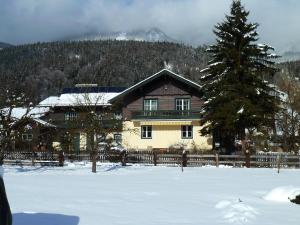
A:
[0,38,298,106]
[71,28,177,43]
[0,42,13,49]
[0,40,209,103]
[280,51,300,62]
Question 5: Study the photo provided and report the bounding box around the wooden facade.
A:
[119,74,203,120]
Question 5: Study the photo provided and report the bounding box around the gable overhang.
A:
[110,69,202,103]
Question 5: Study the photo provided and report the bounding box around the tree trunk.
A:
[92,150,97,173]
[222,133,236,154]
[121,151,126,166]
[58,150,64,167]
[182,150,188,168]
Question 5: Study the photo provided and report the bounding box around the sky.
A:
[0,0,299,52]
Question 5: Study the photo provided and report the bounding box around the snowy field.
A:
[3,163,300,225]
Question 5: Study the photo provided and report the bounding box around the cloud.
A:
[0,0,299,52]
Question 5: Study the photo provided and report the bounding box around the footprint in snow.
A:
[215,199,258,224]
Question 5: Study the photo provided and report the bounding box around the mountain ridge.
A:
[0,40,209,103]
[0,42,13,49]
[68,27,177,43]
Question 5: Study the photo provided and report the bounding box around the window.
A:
[144,99,158,111]
[114,112,122,120]
[141,126,152,139]
[22,134,33,141]
[181,125,193,139]
[176,98,190,111]
[64,112,78,121]
[114,134,122,144]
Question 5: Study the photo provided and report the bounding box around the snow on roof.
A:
[29,107,51,117]
[38,93,120,107]
[38,96,60,107]
[1,108,27,119]
[33,118,56,128]
[110,69,202,102]
[1,107,55,127]
[0,107,50,120]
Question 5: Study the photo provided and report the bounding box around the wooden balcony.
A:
[131,110,201,120]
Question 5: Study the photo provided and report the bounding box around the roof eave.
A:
[110,69,202,103]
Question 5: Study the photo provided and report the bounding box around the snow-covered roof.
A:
[0,107,56,127]
[38,93,120,107]
[0,107,50,120]
[110,69,202,102]
[38,96,60,107]
[33,118,56,128]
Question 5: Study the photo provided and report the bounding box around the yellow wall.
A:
[122,121,212,151]
[80,132,87,150]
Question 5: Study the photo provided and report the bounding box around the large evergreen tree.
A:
[200,0,279,153]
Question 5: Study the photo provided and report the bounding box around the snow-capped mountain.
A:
[71,28,176,43]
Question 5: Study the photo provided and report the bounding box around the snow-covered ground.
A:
[3,163,300,225]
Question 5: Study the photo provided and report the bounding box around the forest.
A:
[0,40,209,103]
[0,39,299,104]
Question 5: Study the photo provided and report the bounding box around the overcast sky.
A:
[0,0,299,52]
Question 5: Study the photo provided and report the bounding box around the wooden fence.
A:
[2,150,300,168]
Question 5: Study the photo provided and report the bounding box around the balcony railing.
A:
[51,119,122,129]
[131,110,201,120]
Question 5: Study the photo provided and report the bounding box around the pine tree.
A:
[200,0,279,153]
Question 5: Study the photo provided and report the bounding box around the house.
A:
[38,85,125,152]
[110,69,212,151]
[1,70,213,153]
[0,106,55,151]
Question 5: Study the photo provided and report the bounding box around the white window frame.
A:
[144,99,158,111]
[141,126,152,139]
[181,125,193,139]
[176,98,190,111]
[64,112,79,121]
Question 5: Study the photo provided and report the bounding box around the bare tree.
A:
[72,90,123,172]
[276,73,300,153]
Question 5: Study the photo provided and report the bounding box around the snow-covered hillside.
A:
[4,163,300,225]
[72,28,176,43]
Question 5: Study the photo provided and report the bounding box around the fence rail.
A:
[2,150,300,168]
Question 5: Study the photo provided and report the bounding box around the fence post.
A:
[121,150,127,166]
[245,150,250,168]
[32,151,36,166]
[182,150,188,168]
[277,154,281,173]
[215,153,219,167]
[153,151,157,166]
[58,150,64,167]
